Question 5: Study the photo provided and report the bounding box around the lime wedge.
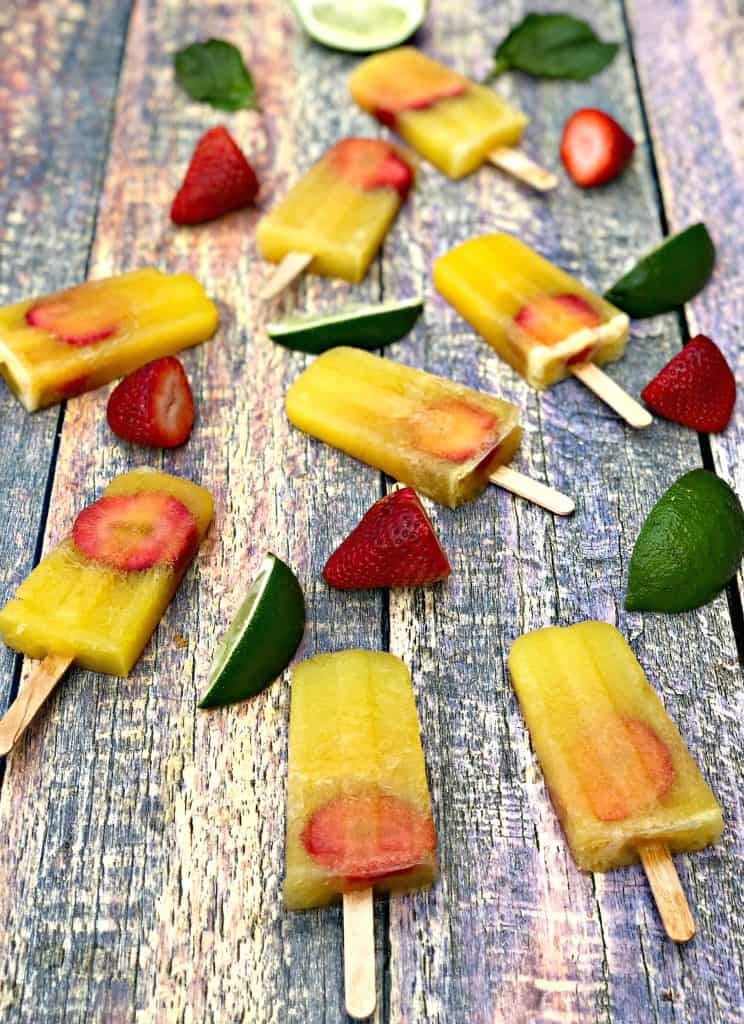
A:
[199,553,305,707]
[267,298,423,354]
[625,469,744,612]
[291,0,426,52]
[604,223,715,318]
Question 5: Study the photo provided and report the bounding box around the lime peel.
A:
[199,552,305,707]
[267,297,423,354]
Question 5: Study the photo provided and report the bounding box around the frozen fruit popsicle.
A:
[509,621,723,941]
[434,233,651,428]
[286,347,573,515]
[349,47,555,189]
[257,138,414,300]
[285,649,435,1016]
[0,468,212,753]
[0,269,218,412]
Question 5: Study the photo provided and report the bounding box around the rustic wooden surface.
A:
[0,1,742,1022]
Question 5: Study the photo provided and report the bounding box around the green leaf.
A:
[174,38,257,112]
[604,223,715,318]
[488,13,619,81]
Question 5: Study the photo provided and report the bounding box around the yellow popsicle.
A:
[285,649,436,910]
[434,233,630,390]
[285,346,522,509]
[256,138,414,283]
[508,622,723,873]
[0,469,213,676]
[350,47,528,179]
[0,269,218,412]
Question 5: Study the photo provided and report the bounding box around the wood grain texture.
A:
[626,0,744,605]
[0,0,133,716]
[382,1,744,1021]
[0,0,743,1022]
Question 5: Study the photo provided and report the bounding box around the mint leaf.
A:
[174,39,257,111]
[488,14,619,81]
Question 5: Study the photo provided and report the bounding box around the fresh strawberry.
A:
[107,357,195,448]
[327,138,413,199]
[301,790,436,882]
[26,288,118,346]
[581,717,674,823]
[641,334,735,432]
[170,126,259,225]
[560,109,635,188]
[514,293,602,348]
[72,492,198,571]
[323,487,451,589]
[412,399,497,463]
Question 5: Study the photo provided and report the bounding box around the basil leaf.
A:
[489,14,619,81]
[174,38,257,111]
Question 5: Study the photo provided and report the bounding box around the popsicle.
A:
[434,233,652,428]
[508,621,723,941]
[285,649,436,1017]
[286,346,574,515]
[257,138,414,300]
[0,269,218,412]
[0,468,212,753]
[349,46,555,190]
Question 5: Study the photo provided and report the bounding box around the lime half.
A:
[267,298,423,354]
[199,553,305,707]
[291,0,426,52]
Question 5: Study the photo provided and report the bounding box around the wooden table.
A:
[1,1,742,1021]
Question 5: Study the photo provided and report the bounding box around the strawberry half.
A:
[327,138,413,199]
[560,109,635,188]
[641,334,735,432]
[107,356,195,448]
[323,487,451,589]
[171,126,259,225]
[72,492,198,571]
[301,790,436,883]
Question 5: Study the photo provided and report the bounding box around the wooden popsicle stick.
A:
[638,841,696,943]
[259,251,313,301]
[490,465,575,516]
[343,888,376,1020]
[570,361,653,429]
[488,147,558,192]
[0,654,73,756]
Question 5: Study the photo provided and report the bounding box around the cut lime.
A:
[291,0,426,52]
[267,297,423,354]
[199,553,305,707]
[625,469,744,612]
[604,223,715,318]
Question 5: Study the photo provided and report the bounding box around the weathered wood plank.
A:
[626,0,744,605]
[0,0,133,715]
[0,0,390,1021]
[383,1,744,1021]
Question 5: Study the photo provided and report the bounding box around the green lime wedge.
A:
[199,553,305,707]
[267,298,423,354]
[291,0,426,52]
[604,223,715,318]
[625,469,744,612]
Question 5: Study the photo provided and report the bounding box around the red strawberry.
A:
[327,138,413,199]
[323,487,451,589]
[72,492,198,571]
[301,790,436,883]
[170,126,259,225]
[107,357,195,448]
[514,293,602,348]
[641,334,735,432]
[560,109,635,188]
[26,288,118,346]
[411,399,497,463]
